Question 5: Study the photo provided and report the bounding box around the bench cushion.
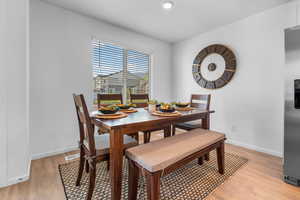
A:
[126,129,225,172]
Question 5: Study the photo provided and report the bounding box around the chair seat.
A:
[126,128,225,172]
[175,120,202,130]
[84,134,137,156]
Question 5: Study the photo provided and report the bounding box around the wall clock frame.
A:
[192,44,236,89]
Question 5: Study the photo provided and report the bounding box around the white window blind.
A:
[92,40,150,103]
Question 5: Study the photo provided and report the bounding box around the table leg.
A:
[109,128,124,200]
[202,113,210,161]
[163,125,171,138]
[202,113,210,130]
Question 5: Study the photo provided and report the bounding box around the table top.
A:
[91,108,214,130]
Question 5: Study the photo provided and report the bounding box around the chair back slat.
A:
[73,94,96,155]
[130,94,149,108]
[97,94,123,108]
[190,94,211,110]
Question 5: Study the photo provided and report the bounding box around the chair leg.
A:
[85,160,89,173]
[128,160,139,200]
[172,125,176,136]
[133,132,139,144]
[86,161,96,200]
[146,171,162,200]
[144,131,151,144]
[76,150,85,186]
[217,142,225,174]
[204,153,210,161]
[107,159,110,171]
[198,157,203,165]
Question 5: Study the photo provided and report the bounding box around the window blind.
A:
[92,40,150,103]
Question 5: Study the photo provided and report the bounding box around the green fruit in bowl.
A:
[175,102,189,108]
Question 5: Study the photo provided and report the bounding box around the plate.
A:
[120,108,138,113]
[94,112,128,119]
[152,111,182,117]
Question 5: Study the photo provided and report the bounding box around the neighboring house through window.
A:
[92,40,150,104]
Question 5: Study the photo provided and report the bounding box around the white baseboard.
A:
[31,145,78,160]
[2,159,32,188]
[226,139,283,158]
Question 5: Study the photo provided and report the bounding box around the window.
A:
[92,40,150,104]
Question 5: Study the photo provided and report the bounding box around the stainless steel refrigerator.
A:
[284,27,300,186]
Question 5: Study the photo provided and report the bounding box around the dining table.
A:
[91,107,214,200]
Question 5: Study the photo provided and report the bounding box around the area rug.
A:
[59,151,247,200]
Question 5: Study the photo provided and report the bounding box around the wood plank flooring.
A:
[1,131,300,200]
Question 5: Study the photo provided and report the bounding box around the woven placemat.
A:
[59,152,247,200]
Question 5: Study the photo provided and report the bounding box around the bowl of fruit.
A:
[159,103,175,113]
[175,102,190,108]
[99,105,120,114]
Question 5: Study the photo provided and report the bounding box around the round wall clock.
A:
[192,44,236,89]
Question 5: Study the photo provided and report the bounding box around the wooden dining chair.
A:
[97,93,123,134]
[172,94,211,135]
[73,94,137,200]
[130,93,170,144]
[97,93,123,108]
[130,93,149,108]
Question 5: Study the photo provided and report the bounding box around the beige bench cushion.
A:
[126,129,225,172]
[84,134,137,156]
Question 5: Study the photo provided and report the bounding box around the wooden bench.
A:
[125,128,226,200]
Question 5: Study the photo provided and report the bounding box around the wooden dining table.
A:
[91,108,214,200]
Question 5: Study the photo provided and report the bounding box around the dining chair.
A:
[172,94,211,136]
[97,93,123,108]
[73,94,137,200]
[97,93,123,134]
[130,93,149,108]
[130,93,170,144]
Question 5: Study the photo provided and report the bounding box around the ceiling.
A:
[42,0,291,43]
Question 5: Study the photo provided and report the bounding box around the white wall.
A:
[172,2,299,157]
[0,0,30,187]
[0,0,8,187]
[30,0,172,158]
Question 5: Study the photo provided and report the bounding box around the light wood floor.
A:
[1,131,300,200]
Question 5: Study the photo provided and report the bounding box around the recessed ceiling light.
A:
[162,1,174,10]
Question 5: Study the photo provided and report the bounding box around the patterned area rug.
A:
[59,151,247,200]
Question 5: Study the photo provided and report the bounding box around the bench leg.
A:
[146,171,162,200]
[128,160,139,200]
[217,142,225,174]
[198,157,203,165]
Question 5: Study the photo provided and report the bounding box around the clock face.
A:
[192,44,236,89]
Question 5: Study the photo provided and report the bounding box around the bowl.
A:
[116,104,131,110]
[175,103,189,108]
[99,106,120,114]
[159,107,175,113]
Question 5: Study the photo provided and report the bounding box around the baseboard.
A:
[2,159,31,188]
[6,174,30,187]
[31,145,78,160]
[226,139,283,158]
